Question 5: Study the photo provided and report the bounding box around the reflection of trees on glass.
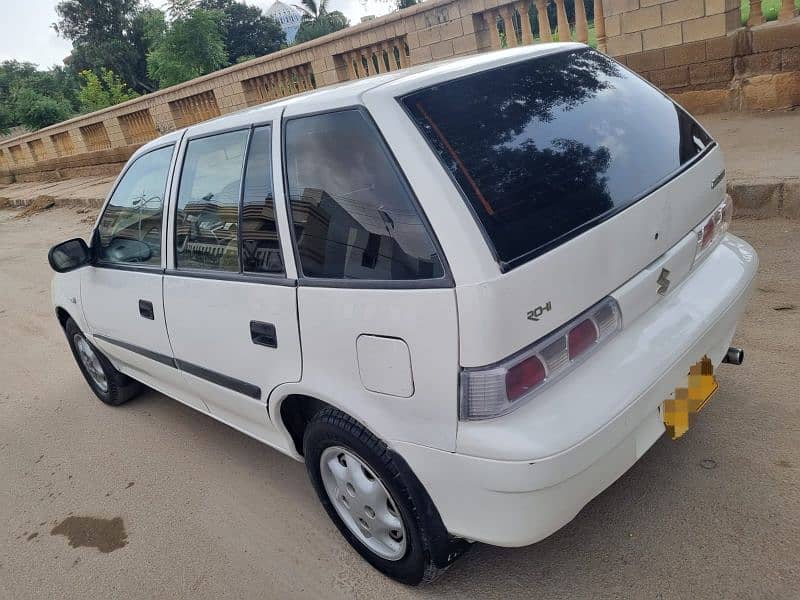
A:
[454,49,621,140]
[404,47,710,267]
[486,138,611,248]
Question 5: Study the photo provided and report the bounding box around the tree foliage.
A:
[146,8,229,88]
[78,68,139,112]
[4,0,355,134]
[0,104,13,135]
[198,0,286,63]
[294,0,349,44]
[0,61,79,131]
[54,0,154,93]
[10,88,74,130]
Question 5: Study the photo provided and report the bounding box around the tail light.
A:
[459,297,621,420]
[693,195,732,268]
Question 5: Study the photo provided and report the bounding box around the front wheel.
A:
[64,317,141,406]
[303,407,468,585]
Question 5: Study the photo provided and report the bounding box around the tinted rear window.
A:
[402,47,712,269]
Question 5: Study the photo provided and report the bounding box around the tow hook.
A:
[722,346,744,365]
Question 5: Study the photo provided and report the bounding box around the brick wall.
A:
[603,0,741,56]
[617,19,800,112]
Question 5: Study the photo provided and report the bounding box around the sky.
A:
[0,0,396,69]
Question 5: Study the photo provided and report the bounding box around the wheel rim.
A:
[73,334,108,393]
[320,446,407,561]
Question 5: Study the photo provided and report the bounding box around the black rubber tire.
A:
[303,407,468,585]
[64,317,141,406]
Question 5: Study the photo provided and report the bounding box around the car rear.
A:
[381,45,758,546]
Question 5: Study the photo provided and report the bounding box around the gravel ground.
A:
[0,207,798,600]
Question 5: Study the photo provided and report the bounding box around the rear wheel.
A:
[303,407,468,585]
[64,317,141,406]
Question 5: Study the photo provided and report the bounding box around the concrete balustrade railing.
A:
[1,0,798,183]
[478,0,604,51]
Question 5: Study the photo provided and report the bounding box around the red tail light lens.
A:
[505,355,546,402]
[459,297,621,420]
[700,218,715,250]
[568,319,599,359]
[693,195,732,269]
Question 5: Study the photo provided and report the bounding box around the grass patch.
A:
[741,0,800,24]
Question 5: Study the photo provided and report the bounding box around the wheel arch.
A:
[55,306,74,330]
[275,393,331,457]
[270,385,388,459]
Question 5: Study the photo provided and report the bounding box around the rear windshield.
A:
[401,47,713,270]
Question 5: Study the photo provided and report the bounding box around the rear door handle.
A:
[250,321,277,348]
[139,300,154,320]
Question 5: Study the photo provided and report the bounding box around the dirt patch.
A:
[50,516,128,553]
[14,195,56,219]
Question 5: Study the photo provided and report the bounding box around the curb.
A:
[728,179,800,219]
[0,195,105,210]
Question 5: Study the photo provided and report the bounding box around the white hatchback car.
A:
[49,44,757,584]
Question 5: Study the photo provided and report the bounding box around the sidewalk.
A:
[701,110,800,219]
[0,175,116,209]
[1,110,798,217]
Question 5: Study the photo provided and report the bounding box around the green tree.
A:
[54,0,154,93]
[0,61,79,131]
[296,0,328,21]
[146,9,228,88]
[198,0,286,62]
[294,0,349,44]
[78,68,139,112]
[10,88,73,130]
[166,0,199,19]
[0,104,12,135]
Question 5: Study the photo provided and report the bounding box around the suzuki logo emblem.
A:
[657,268,671,296]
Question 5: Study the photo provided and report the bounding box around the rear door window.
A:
[402,47,713,270]
[174,130,248,271]
[283,109,444,282]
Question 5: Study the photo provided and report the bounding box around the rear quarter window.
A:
[284,109,445,282]
[401,47,712,270]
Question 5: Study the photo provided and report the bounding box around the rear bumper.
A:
[394,234,758,547]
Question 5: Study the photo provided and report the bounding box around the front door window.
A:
[96,145,174,266]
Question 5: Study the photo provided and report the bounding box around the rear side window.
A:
[284,109,444,282]
[175,130,248,271]
[402,47,713,270]
[96,145,173,266]
[241,126,283,274]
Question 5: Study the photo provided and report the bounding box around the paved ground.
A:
[0,206,798,599]
[701,111,800,183]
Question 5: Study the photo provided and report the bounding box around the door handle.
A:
[250,321,277,348]
[139,299,154,320]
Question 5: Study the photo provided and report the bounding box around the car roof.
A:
[137,42,583,154]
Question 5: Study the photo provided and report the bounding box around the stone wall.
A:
[0,0,798,182]
[609,11,800,113]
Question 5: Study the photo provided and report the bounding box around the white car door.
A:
[162,116,301,448]
[81,139,206,411]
